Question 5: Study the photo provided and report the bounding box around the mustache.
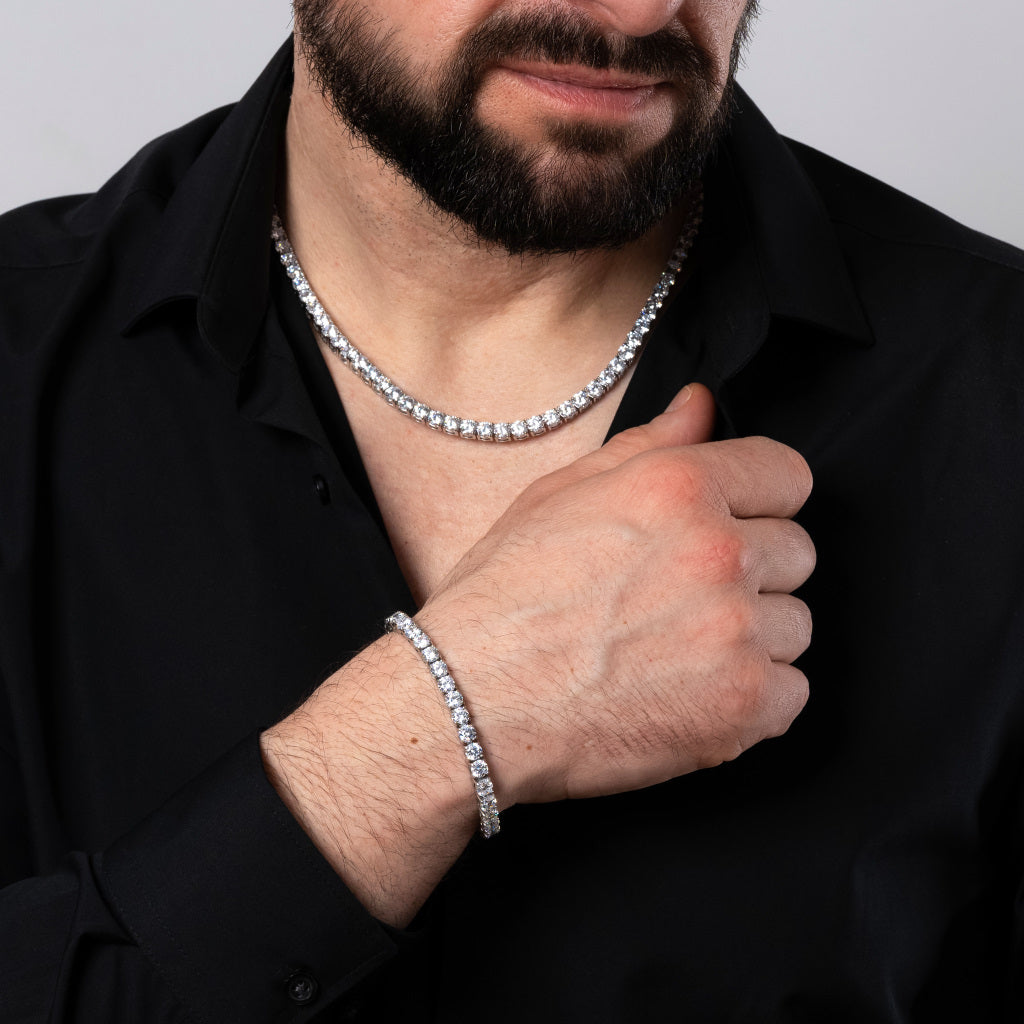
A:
[454,8,715,82]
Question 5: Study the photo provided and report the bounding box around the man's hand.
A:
[420,382,815,806]
[262,383,814,925]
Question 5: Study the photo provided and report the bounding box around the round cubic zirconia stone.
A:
[464,742,484,761]
[412,632,430,648]
[527,416,545,436]
[510,420,528,440]
[598,370,616,388]
[427,410,444,430]
[438,675,456,695]
[443,415,460,435]
[386,386,403,405]
[398,395,415,414]
[457,724,477,743]
[572,392,590,410]
[413,403,429,421]
[422,646,439,663]
[475,777,494,796]
[542,409,561,429]
[585,382,604,399]
[558,401,576,420]
[445,691,464,709]
[493,423,511,442]
[470,759,489,779]
[460,420,477,438]
[476,422,493,441]
[451,707,470,726]
[430,660,448,678]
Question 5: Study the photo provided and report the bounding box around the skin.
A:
[262,0,813,929]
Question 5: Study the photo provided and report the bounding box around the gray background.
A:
[3,1,1022,248]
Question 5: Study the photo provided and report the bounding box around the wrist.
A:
[260,631,478,926]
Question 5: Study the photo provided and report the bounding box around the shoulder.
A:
[0,105,231,272]
[786,137,1024,275]
[784,138,1024,391]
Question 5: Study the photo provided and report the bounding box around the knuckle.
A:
[622,449,707,515]
[694,528,753,586]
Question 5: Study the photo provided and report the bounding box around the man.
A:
[1,1,1021,1021]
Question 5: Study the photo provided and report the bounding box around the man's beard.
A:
[292,2,757,255]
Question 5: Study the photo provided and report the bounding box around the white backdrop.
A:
[3,1,1022,247]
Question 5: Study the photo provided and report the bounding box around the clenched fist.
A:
[418,382,815,805]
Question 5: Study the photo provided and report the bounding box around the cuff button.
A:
[286,970,319,1005]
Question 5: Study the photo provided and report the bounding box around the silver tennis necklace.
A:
[271,193,701,442]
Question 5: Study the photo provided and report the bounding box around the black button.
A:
[313,475,331,505]
[287,971,319,1005]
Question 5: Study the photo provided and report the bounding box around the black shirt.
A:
[2,40,1024,1023]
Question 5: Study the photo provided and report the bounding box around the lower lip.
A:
[499,68,666,119]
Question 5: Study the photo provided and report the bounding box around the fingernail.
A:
[666,384,694,412]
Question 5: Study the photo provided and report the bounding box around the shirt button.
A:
[286,971,319,1005]
[313,475,332,505]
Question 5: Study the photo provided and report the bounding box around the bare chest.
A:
[344,397,617,606]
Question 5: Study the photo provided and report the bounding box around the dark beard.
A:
[293,2,754,255]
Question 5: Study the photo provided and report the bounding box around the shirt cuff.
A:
[98,732,397,1023]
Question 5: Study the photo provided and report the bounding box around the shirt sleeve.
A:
[0,734,399,1024]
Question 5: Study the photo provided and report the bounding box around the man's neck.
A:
[278,60,691,417]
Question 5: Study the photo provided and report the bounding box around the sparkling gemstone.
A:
[493,423,511,442]
[327,325,340,342]
[296,280,310,295]
[366,367,381,387]
[413,403,429,421]
[617,344,635,362]
[484,796,499,817]
[457,724,477,743]
[667,258,682,271]
[572,392,590,410]
[585,382,604,399]
[438,675,456,695]
[422,646,439,663]
[610,357,626,375]
[470,759,489,779]
[557,401,576,420]
[443,415,460,435]
[430,660,448,678]
[427,410,444,430]
[464,742,484,761]
[385,386,403,405]
[598,370,616,388]
[398,395,415,414]
[476,421,493,441]
[527,416,545,436]
[459,419,477,438]
[412,632,430,649]
[402,624,418,640]
[542,409,561,429]
[303,293,318,310]
[510,420,528,440]
[475,778,494,796]
[445,690,464,709]
[451,707,470,726]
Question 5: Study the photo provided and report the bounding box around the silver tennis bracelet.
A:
[385,612,500,838]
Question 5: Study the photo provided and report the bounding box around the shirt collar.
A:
[124,45,872,372]
[123,39,293,370]
[721,85,874,351]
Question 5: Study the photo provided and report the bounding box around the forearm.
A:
[261,630,481,928]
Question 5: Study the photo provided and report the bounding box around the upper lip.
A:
[496,60,665,90]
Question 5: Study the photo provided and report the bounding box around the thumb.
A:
[658,383,716,446]
[571,382,716,478]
